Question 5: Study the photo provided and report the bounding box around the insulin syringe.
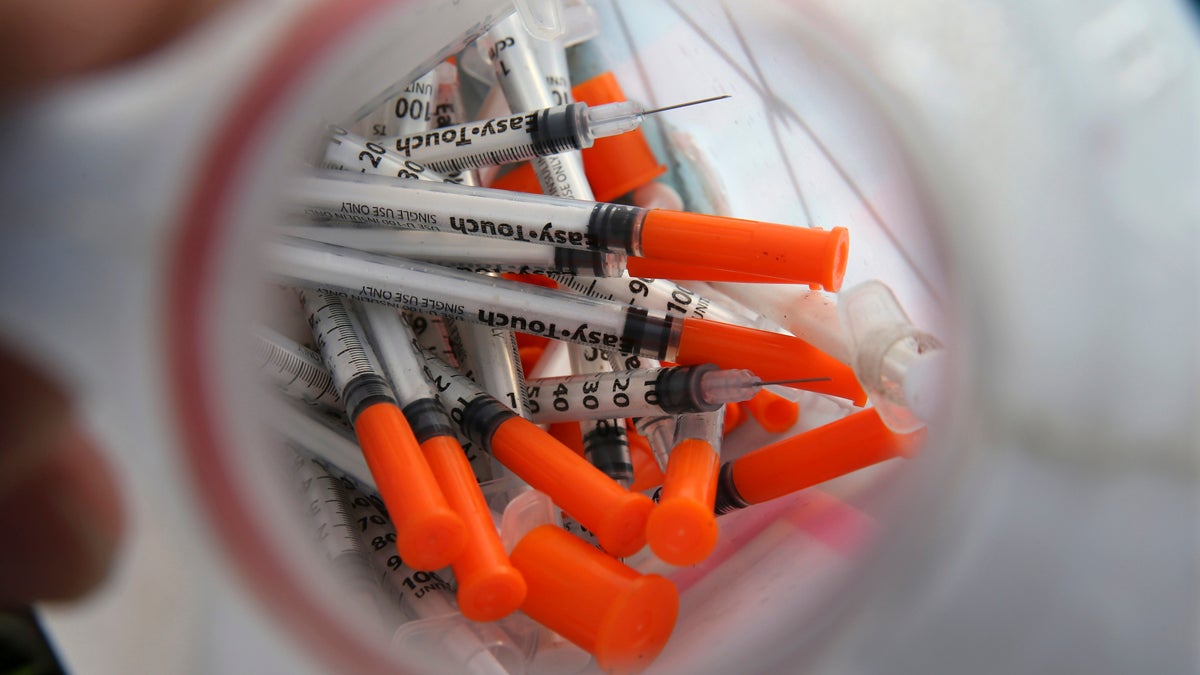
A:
[270,237,866,403]
[523,364,829,424]
[284,224,790,282]
[292,170,848,288]
[385,96,728,174]
[258,304,818,423]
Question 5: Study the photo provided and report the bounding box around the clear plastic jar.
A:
[7,0,1196,673]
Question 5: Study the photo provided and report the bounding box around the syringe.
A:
[291,170,849,288]
[523,363,829,424]
[299,289,466,570]
[386,96,728,174]
[269,237,867,404]
[285,222,792,282]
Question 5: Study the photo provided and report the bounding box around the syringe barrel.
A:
[551,275,752,325]
[523,363,743,423]
[569,346,634,488]
[673,409,724,448]
[299,289,396,422]
[254,327,342,413]
[324,126,455,182]
[355,302,436,407]
[291,170,645,254]
[388,104,589,174]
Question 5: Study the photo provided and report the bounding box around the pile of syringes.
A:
[258,5,945,673]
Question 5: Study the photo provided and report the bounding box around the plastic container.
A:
[3,1,1196,674]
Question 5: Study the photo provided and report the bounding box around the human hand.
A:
[0,0,229,605]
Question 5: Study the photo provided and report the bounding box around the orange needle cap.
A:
[722,402,746,435]
[640,211,849,290]
[731,408,926,505]
[419,435,526,621]
[490,416,653,557]
[353,403,466,571]
[624,256,805,283]
[646,439,720,566]
[511,525,679,674]
[743,388,800,434]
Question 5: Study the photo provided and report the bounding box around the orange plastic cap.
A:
[676,318,867,406]
[625,256,802,283]
[419,436,526,620]
[722,402,745,435]
[488,162,541,194]
[511,525,679,674]
[571,72,667,202]
[490,416,652,557]
[594,490,656,559]
[457,564,528,623]
[647,499,718,567]
[547,420,585,457]
[640,211,849,289]
[731,408,928,505]
[743,388,800,434]
[354,404,466,570]
[518,344,546,376]
[646,439,720,565]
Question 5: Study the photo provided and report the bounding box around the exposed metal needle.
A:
[641,94,731,116]
[753,377,832,386]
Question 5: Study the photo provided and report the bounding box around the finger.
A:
[0,0,230,96]
[0,344,125,606]
[0,422,124,607]
[0,345,75,498]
